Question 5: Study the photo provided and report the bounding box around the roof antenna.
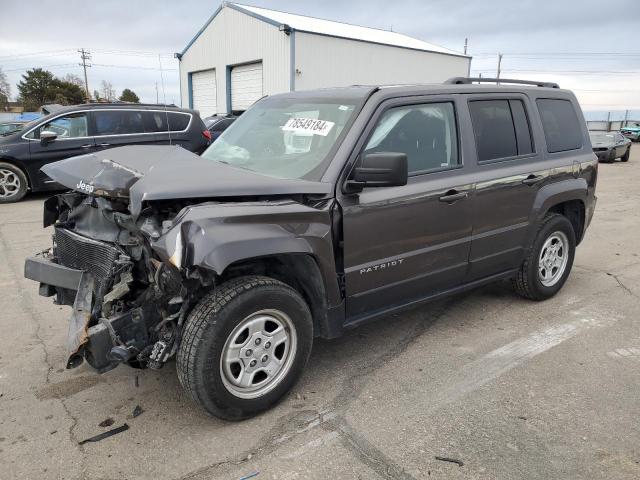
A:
[158,53,172,145]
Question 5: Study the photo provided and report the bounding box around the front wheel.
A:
[0,162,28,203]
[177,276,313,420]
[513,214,576,300]
[621,147,630,162]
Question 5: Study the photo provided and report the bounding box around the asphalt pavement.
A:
[1,146,639,480]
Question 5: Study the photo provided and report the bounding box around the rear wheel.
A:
[0,162,28,203]
[621,146,630,162]
[513,213,576,300]
[177,276,313,420]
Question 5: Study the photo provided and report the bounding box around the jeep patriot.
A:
[24,78,597,420]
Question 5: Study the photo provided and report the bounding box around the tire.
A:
[513,213,576,301]
[621,146,630,162]
[177,275,313,420]
[0,162,28,203]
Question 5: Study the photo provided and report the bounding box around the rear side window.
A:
[469,99,533,162]
[94,111,144,136]
[143,112,191,132]
[536,99,582,153]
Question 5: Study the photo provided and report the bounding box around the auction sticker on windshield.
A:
[282,118,335,136]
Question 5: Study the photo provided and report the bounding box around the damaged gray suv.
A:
[24,78,598,420]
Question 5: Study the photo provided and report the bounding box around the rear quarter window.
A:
[143,112,191,132]
[536,98,582,153]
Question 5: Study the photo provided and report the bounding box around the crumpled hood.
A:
[41,145,333,217]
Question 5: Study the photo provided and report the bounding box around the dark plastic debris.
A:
[99,418,115,427]
[78,423,129,445]
[435,456,464,467]
[132,405,144,418]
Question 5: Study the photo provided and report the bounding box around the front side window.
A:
[33,113,88,139]
[364,102,459,174]
[536,98,582,153]
[94,111,145,136]
[201,97,358,180]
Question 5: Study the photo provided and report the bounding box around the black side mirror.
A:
[40,130,58,145]
[346,152,408,192]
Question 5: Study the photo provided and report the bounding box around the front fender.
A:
[152,200,341,305]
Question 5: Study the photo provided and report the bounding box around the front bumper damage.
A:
[25,255,149,372]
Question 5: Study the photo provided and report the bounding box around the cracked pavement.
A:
[1,146,639,480]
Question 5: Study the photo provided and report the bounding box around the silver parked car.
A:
[589,131,631,163]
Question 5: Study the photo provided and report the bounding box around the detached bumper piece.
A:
[24,255,148,373]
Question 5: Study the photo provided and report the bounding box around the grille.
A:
[54,227,123,293]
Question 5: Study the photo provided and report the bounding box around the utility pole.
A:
[496,53,503,82]
[155,82,159,104]
[624,109,629,127]
[464,38,468,55]
[78,48,91,101]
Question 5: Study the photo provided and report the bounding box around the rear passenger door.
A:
[465,95,547,281]
[340,97,474,319]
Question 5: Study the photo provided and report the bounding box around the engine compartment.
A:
[43,192,192,372]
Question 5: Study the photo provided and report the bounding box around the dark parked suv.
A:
[0,103,209,203]
[24,78,597,420]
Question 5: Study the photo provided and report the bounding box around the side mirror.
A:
[346,152,408,192]
[40,130,58,145]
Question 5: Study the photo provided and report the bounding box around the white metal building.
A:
[177,2,471,117]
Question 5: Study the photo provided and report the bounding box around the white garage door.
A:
[231,62,263,112]
[191,69,217,117]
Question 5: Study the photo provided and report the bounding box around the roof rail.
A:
[444,77,560,89]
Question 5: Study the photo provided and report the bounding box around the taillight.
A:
[202,129,212,141]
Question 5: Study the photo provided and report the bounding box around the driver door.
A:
[28,111,95,184]
[339,98,474,319]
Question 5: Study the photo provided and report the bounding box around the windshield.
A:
[1,118,41,137]
[201,97,358,180]
[589,132,614,143]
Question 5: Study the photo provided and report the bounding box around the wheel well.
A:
[0,158,31,189]
[547,200,585,244]
[219,254,328,337]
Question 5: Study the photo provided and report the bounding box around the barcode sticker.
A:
[282,118,335,136]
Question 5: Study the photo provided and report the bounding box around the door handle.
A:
[522,174,543,186]
[439,190,468,203]
[81,144,93,149]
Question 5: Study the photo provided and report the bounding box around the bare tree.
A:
[61,73,84,87]
[0,67,11,110]
[100,80,116,102]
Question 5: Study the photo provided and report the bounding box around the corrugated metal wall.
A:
[179,7,290,114]
[293,32,470,91]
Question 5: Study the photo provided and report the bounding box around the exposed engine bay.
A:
[37,192,203,373]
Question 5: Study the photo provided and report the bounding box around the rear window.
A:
[536,99,582,153]
[469,99,533,162]
[143,112,191,132]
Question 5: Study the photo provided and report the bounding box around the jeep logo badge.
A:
[76,180,94,193]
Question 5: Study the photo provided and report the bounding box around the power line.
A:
[78,48,92,101]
